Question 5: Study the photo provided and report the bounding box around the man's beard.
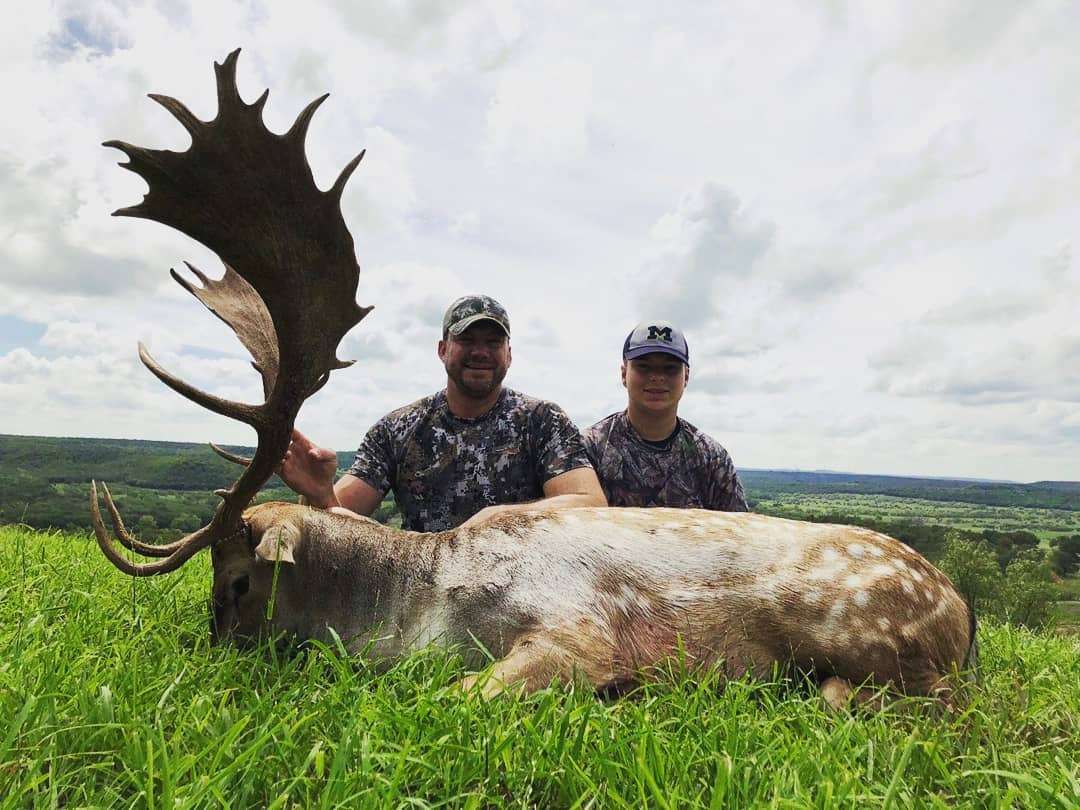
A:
[450,363,507,399]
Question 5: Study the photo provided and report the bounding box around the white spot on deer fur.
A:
[924,588,935,602]
[804,547,849,582]
[892,559,908,572]
[911,569,924,583]
[877,617,891,631]
[853,590,869,607]
[901,580,915,595]
[868,546,884,558]
[846,543,865,558]
[844,574,864,589]
[820,597,851,637]
[802,589,823,604]
[609,583,652,615]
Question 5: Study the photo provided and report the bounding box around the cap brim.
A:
[447,314,510,337]
[624,345,688,364]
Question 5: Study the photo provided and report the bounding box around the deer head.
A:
[91,49,370,580]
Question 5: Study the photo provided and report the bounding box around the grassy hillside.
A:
[1,525,1078,807]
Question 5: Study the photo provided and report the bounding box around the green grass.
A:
[2,526,1079,808]
[754,493,1080,544]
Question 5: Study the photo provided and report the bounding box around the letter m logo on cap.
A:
[623,320,690,366]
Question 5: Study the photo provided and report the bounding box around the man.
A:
[280,294,606,531]
[583,320,748,511]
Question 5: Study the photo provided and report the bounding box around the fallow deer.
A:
[92,51,976,710]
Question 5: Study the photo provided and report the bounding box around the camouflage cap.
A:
[442,295,511,338]
[622,320,690,366]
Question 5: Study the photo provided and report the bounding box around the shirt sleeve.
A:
[345,417,396,497]
[532,403,594,483]
[708,448,749,512]
[581,422,603,470]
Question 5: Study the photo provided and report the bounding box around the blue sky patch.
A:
[44,15,129,61]
[0,315,45,356]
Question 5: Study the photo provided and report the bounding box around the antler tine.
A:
[213,48,244,111]
[210,442,252,466]
[91,482,215,576]
[251,88,269,116]
[286,94,329,145]
[102,140,163,220]
[328,150,365,202]
[138,342,264,427]
[148,94,203,136]
[98,482,185,557]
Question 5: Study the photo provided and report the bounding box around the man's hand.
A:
[278,429,340,508]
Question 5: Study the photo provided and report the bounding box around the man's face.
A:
[438,321,511,399]
[622,352,688,413]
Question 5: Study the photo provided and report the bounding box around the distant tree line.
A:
[741,469,1080,511]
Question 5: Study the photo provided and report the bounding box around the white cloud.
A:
[640,183,774,329]
[486,57,593,161]
[40,320,116,354]
[340,126,417,230]
[2,0,1079,482]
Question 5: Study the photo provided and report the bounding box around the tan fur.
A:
[207,504,975,707]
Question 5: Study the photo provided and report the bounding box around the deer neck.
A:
[292,510,448,654]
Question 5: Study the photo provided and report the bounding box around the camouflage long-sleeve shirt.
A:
[583,411,748,511]
[347,388,593,532]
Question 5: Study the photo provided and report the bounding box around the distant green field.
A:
[754,493,1080,544]
[2,526,1079,807]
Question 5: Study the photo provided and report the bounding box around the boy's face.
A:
[622,352,689,414]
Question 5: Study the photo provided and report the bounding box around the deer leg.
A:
[820,676,887,712]
[459,633,618,698]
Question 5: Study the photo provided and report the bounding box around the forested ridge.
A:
[2,434,1077,568]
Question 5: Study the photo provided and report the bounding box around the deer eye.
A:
[232,575,250,598]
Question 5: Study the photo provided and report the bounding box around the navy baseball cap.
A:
[622,320,690,366]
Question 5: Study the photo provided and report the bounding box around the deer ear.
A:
[253,523,299,564]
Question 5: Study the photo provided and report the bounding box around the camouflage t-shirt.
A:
[346,388,593,532]
[583,411,748,511]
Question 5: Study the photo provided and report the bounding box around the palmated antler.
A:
[92,49,371,575]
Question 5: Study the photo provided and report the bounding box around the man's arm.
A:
[325,473,386,518]
[541,466,607,507]
[460,466,606,528]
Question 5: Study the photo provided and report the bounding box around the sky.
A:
[1,0,1078,483]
